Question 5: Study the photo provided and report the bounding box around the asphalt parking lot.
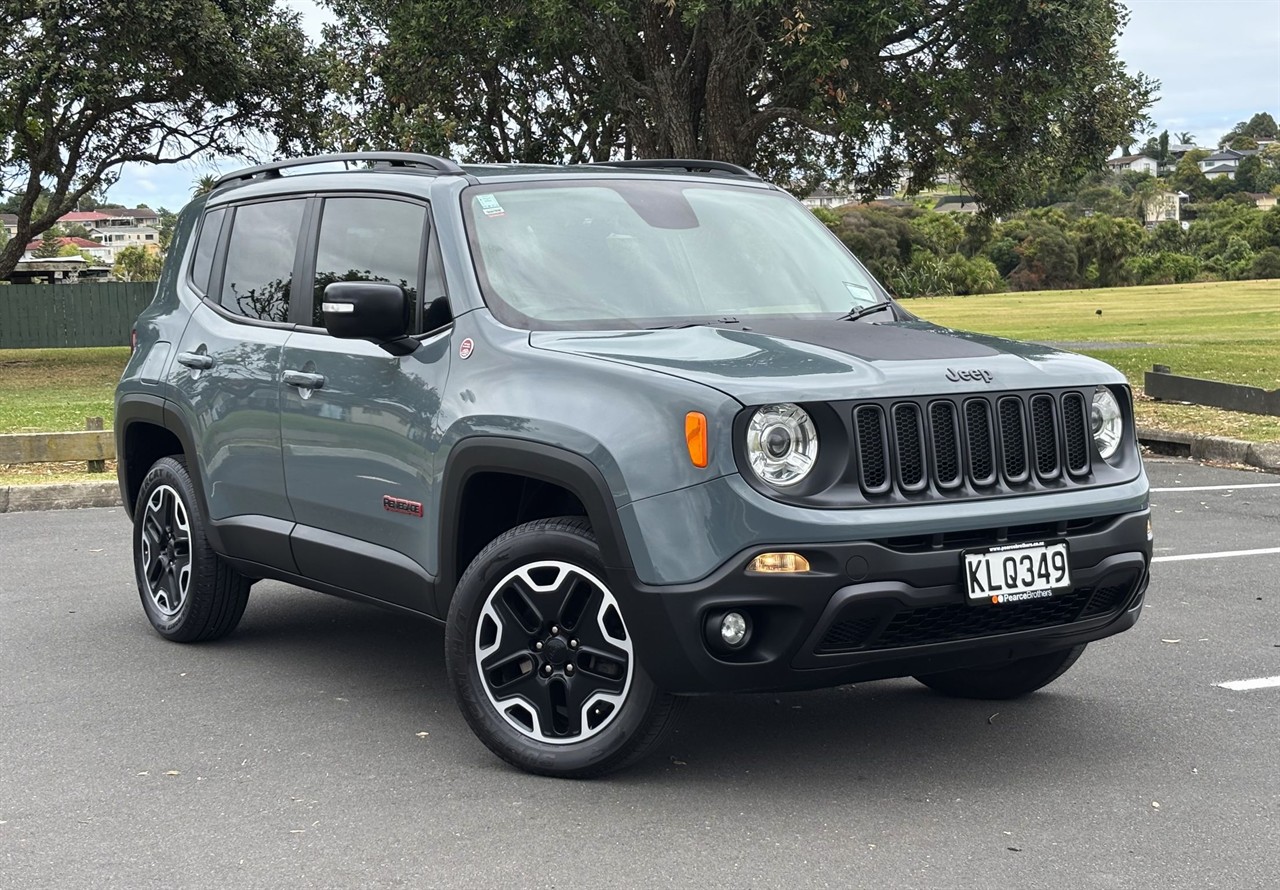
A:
[2,456,1278,889]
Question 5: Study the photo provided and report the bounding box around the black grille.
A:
[854,406,890,493]
[997,397,1029,482]
[892,404,927,490]
[929,401,962,488]
[817,575,1138,653]
[1030,394,1060,479]
[847,390,1096,500]
[964,400,996,485]
[1062,393,1090,475]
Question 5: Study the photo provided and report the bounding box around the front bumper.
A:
[619,509,1151,694]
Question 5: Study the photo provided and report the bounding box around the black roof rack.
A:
[589,159,761,180]
[212,152,466,189]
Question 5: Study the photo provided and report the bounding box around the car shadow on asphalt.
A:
[199,583,1145,791]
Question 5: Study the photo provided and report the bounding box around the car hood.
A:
[528,319,1125,404]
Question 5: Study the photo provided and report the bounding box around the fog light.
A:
[748,552,810,574]
[720,612,749,648]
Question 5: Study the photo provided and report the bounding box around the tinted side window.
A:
[220,199,306,323]
[312,197,427,328]
[189,208,225,295]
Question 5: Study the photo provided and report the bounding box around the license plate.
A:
[962,541,1070,605]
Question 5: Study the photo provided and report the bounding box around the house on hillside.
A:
[1141,191,1189,226]
[1198,148,1260,178]
[1105,154,1159,175]
[0,213,18,241]
[22,236,114,264]
[801,188,855,210]
[1247,192,1278,211]
[59,207,161,231]
[85,225,161,262]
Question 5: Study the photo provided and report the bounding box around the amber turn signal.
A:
[685,412,708,468]
[748,552,810,574]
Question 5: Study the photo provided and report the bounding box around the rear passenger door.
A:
[279,195,453,612]
[168,197,306,571]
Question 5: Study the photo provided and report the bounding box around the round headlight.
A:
[1091,387,1123,461]
[746,404,818,487]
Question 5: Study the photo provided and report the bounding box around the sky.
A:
[104,0,1280,211]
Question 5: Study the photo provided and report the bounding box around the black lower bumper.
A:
[621,509,1151,694]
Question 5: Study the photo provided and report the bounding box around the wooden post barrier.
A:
[0,430,115,466]
[85,417,106,473]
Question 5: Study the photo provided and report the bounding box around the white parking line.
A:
[1216,676,1280,692]
[1151,483,1280,492]
[1152,547,1280,563]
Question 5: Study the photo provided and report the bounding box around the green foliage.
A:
[1219,113,1278,148]
[1007,222,1080,291]
[0,1,324,278]
[1125,251,1199,285]
[1169,152,1211,201]
[1251,246,1280,280]
[317,0,1153,212]
[826,204,923,284]
[112,246,163,281]
[1234,156,1264,193]
[32,228,64,258]
[1074,214,1144,288]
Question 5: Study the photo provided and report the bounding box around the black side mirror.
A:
[321,282,419,355]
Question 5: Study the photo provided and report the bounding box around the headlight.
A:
[1091,387,1123,461]
[746,404,818,487]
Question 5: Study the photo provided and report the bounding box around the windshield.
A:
[462,180,886,329]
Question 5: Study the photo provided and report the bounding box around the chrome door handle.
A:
[176,351,215,370]
[283,370,326,389]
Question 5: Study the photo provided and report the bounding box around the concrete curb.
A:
[0,481,121,514]
[1,433,1276,514]
[1138,427,1280,472]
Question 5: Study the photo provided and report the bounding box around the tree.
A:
[112,246,163,281]
[1219,112,1278,148]
[1170,151,1211,201]
[1175,131,1195,145]
[1234,155,1264,193]
[32,230,64,258]
[318,0,1154,214]
[0,1,324,279]
[1074,214,1143,287]
[192,175,219,198]
[156,208,178,250]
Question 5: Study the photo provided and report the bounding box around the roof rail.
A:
[212,152,466,189]
[590,159,761,180]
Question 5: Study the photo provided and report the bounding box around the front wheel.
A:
[445,517,681,778]
[914,645,1087,700]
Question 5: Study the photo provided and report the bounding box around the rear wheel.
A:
[914,645,1087,700]
[133,456,251,642]
[445,517,681,778]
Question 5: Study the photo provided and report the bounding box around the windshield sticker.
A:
[476,194,506,218]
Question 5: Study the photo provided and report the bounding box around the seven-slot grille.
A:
[854,392,1093,497]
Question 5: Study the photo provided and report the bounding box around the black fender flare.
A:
[436,437,634,609]
[115,394,219,549]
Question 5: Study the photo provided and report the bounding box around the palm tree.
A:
[1175,131,1195,146]
[192,174,219,197]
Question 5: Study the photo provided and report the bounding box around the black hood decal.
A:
[732,318,1002,361]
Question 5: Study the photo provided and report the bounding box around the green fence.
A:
[0,282,157,348]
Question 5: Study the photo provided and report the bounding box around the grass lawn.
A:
[902,280,1280,443]
[0,347,129,434]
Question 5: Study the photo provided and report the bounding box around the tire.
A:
[914,644,1087,700]
[445,517,682,778]
[133,456,251,642]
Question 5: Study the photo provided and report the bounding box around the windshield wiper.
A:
[840,301,895,323]
[651,316,740,330]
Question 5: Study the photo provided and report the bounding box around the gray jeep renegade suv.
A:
[116,153,1152,777]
